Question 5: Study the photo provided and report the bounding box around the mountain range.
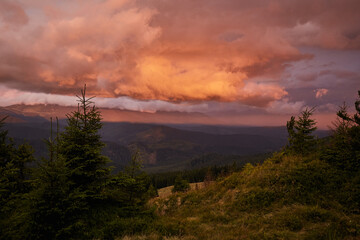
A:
[0,104,329,173]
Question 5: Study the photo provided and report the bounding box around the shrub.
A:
[172,175,190,193]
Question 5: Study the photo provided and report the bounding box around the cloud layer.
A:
[0,0,359,114]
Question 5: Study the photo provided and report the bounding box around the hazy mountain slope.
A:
[2,104,215,125]
[0,107,48,123]
[4,119,288,172]
[102,124,287,171]
[0,105,328,173]
[168,124,330,139]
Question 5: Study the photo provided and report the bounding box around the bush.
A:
[172,175,190,193]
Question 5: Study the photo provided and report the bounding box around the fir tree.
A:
[172,175,190,193]
[337,90,360,125]
[322,91,360,171]
[26,117,70,240]
[0,117,35,239]
[60,85,110,191]
[147,184,159,198]
[56,85,111,238]
[336,92,360,171]
[107,150,149,215]
[286,107,317,155]
[1,86,153,239]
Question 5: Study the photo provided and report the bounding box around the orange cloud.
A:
[315,88,329,98]
[0,0,359,107]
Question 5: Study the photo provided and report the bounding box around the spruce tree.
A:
[172,175,190,193]
[60,86,110,191]
[55,85,111,238]
[286,107,317,155]
[0,117,35,239]
[323,91,360,171]
[26,118,70,240]
[23,87,113,239]
[108,150,149,215]
[98,151,152,239]
[337,90,360,125]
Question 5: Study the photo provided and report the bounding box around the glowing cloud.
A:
[315,88,329,98]
[0,0,359,110]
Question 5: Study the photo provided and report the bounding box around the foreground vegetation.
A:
[131,93,360,239]
[147,153,359,239]
[1,88,359,239]
[0,87,155,239]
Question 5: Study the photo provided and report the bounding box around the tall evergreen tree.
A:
[106,150,149,215]
[56,85,111,238]
[2,86,153,239]
[0,117,35,239]
[22,87,114,239]
[337,90,360,125]
[337,91,360,171]
[26,118,70,240]
[323,91,360,171]
[286,107,317,155]
[60,86,110,191]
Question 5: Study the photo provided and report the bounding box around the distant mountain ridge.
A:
[0,106,48,123]
[1,104,215,125]
[1,104,330,173]
[3,120,289,172]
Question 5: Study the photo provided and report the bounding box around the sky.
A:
[0,0,359,128]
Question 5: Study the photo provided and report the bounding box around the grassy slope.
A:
[125,153,360,240]
[157,182,206,199]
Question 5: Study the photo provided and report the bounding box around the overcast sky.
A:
[0,0,359,128]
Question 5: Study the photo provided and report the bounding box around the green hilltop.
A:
[147,152,359,239]
[127,95,360,239]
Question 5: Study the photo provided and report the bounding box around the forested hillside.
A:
[2,119,285,172]
[1,107,329,173]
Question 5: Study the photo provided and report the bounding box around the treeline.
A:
[277,92,360,215]
[147,91,360,239]
[150,153,269,189]
[188,152,269,169]
[0,87,156,240]
[149,165,230,189]
[284,91,360,174]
